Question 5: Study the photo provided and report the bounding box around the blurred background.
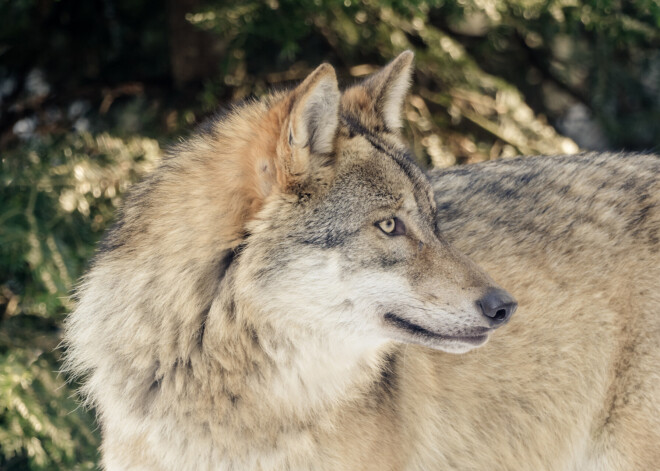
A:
[1,0,659,468]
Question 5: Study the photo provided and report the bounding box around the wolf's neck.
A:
[203,297,391,429]
[256,325,387,416]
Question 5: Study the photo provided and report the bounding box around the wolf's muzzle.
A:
[477,289,517,327]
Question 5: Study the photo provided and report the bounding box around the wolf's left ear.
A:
[288,63,340,155]
[345,51,414,131]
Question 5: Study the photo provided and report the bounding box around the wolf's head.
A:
[206,51,517,354]
[76,53,515,368]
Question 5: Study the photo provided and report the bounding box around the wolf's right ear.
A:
[272,64,340,191]
[225,64,339,234]
[287,63,340,156]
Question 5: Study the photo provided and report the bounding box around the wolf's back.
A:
[431,152,660,259]
[420,152,660,470]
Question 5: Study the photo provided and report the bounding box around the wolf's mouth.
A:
[383,312,490,344]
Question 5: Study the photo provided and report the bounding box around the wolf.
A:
[64,51,660,470]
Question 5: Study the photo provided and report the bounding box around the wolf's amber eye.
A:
[377,217,406,236]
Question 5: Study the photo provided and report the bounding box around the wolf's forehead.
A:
[338,115,436,221]
[355,158,435,222]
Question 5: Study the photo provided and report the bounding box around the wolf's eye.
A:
[376,217,406,236]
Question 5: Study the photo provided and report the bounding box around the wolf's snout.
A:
[477,289,517,327]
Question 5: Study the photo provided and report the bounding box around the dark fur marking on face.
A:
[384,312,438,338]
[300,226,360,248]
[341,114,417,179]
[340,113,436,222]
[379,254,403,267]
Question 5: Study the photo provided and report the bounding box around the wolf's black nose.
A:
[477,289,517,327]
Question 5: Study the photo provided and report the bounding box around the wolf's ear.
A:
[344,51,414,131]
[288,63,340,155]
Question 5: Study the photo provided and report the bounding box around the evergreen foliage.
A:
[1,133,160,468]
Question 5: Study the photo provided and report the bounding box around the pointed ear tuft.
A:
[289,63,340,155]
[364,50,415,130]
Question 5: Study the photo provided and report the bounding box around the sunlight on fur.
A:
[64,52,660,470]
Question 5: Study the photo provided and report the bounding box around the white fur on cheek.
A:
[239,249,485,353]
